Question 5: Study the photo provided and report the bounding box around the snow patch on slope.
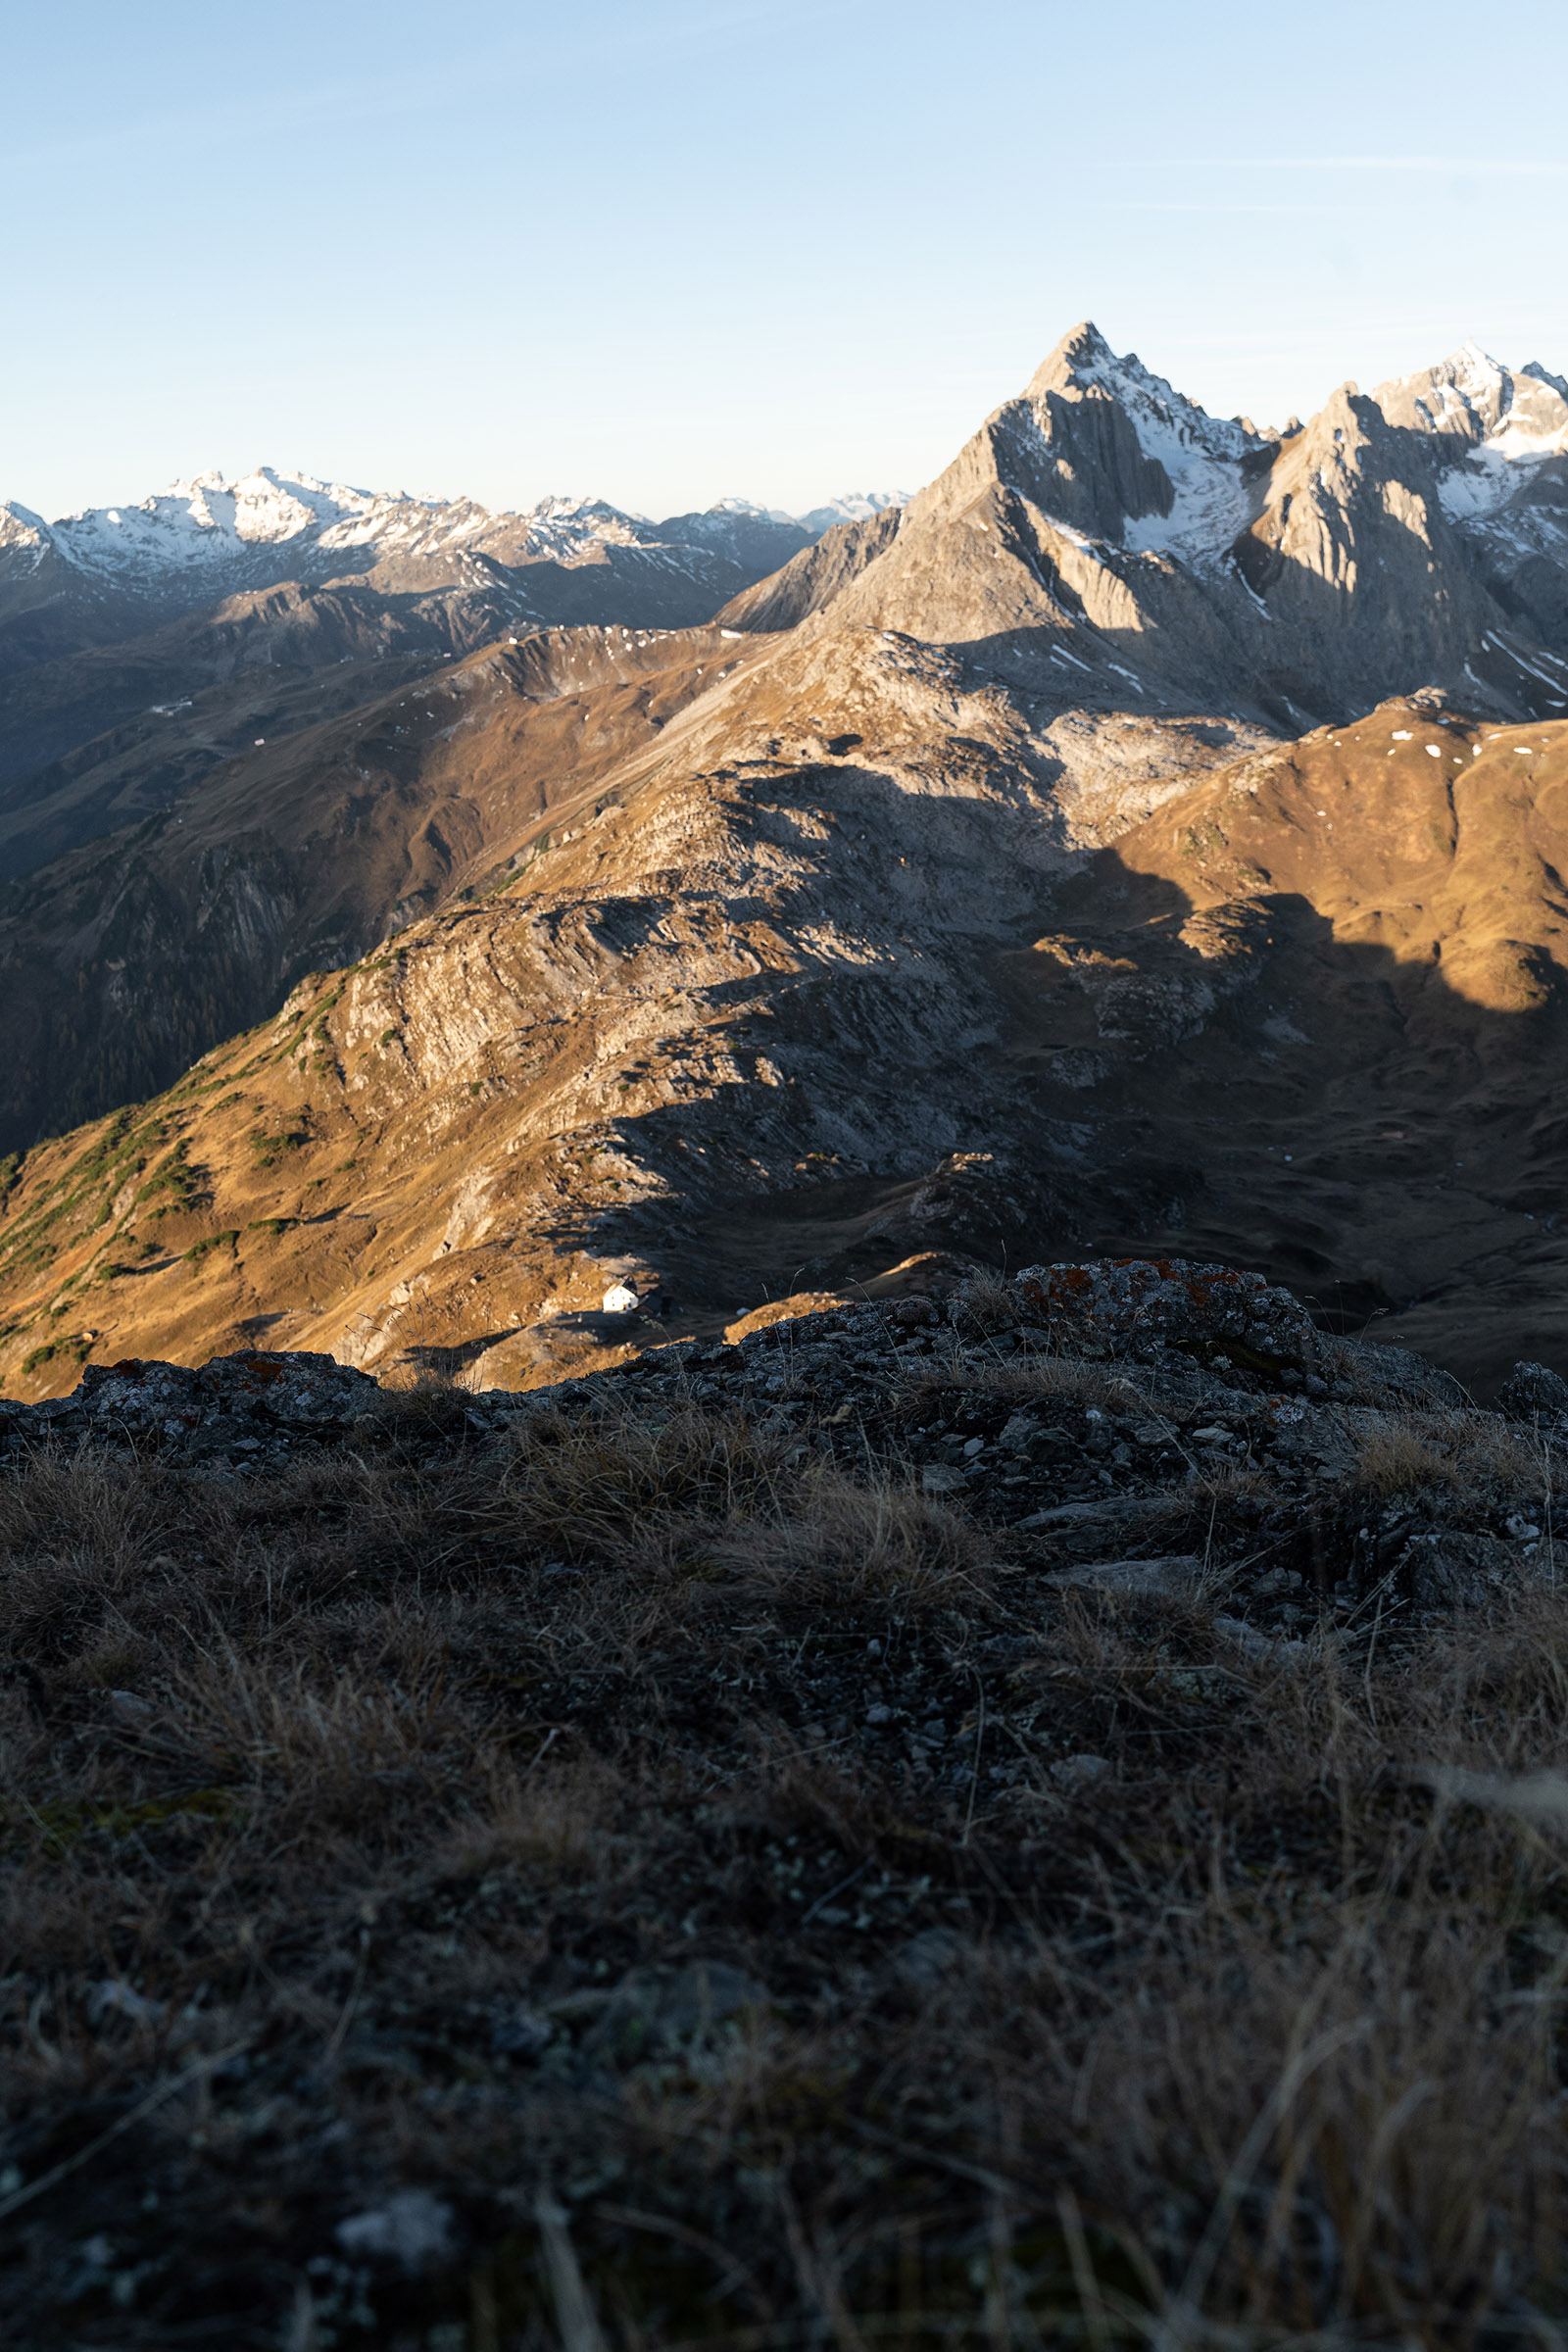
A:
[1074,347,1257,573]
[1374,342,1568,524]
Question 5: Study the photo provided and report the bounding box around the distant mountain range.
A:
[5,324,1568,1405]
[0,471,907,649]
[0,474,906,865]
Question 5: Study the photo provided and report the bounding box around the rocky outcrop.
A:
[1014,1257,1322,1373]
[714,509,903,633]
[8,1261,1560,1628]
[1,1348,380,1461]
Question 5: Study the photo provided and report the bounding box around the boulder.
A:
[1013,1257,1319,1370]
[1498,1360,1568,1421]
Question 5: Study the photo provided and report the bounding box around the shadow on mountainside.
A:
[5,709,1568,1407]
[0,581,479,810]
[0,631,733,1153]
[660,828,1568,1399]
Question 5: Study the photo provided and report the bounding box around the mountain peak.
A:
[1371,344,1568,525]
[1028,318,1115,396]
[1441,337,1507,386]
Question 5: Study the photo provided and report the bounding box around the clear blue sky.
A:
[4,0,1566,524]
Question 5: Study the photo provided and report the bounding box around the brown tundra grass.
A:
[0,1403,1565,2346]
[1354,1405,1551,1499]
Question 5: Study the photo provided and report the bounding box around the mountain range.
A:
[0,474,905,876]
[4,322,1568,1401]
[0,470,908,656]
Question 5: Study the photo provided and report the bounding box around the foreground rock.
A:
[7,1258,1560,1626]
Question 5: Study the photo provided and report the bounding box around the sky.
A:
[3,0,1567,525]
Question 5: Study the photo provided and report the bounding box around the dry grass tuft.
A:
[5,1398,1568,2342]
[1354,1405,1552,1500]
[708,1461,989,1606]
[1188,1454,1275,1502]
[494,1400,786,1557]
[446,1753,625,1878]
[947,1270,1020,1335]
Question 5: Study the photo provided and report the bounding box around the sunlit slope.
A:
[1106,706,1568,1013]
[1004,704,1568,1384]
[0,657,1254,1397]
[6,698,1568,1401]
[0,623,759,1152]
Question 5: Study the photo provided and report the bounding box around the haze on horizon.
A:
[4,0,1567,525]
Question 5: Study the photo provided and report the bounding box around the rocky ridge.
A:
[0,656,1279,1401]
[9,1257,1560,1633]
[17,315,1568,1175]
[5,685,1568,1403]
[8,324,1568,1406]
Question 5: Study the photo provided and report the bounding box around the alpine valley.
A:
[5,321,1568,1398]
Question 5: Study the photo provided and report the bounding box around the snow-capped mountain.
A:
[0,468,908,760]
[815,320,1568,726]
[0,474,832,804]
[799,490,909,534]
[10,314,1568,910]
[0,466,908,859]
[0,471,910,608]
[0,470,795,603]
[1371,343,1568,602]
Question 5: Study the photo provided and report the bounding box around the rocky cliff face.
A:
[819,322,1568,728]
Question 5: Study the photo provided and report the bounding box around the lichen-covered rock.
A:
[0,1348,383,1457]
[78,1349,378,1434]
[1012,1257,1319,1368]
[1498,1360,1568,1421]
